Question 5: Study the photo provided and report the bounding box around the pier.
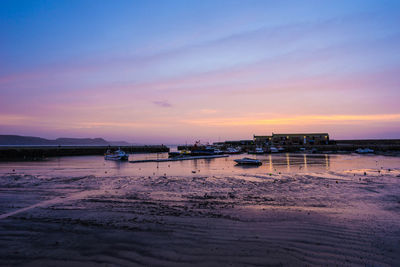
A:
[129,154,229,163]
[0,145,169,161]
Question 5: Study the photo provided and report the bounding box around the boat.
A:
[104,148,129,160]
[191,146,218,156]
[168,149,191,158]
[248,147,265,154]
[224,147,241,154]
[355,148,374,154]
[168,152,181,157]
[234,157,262,165]
[270,147,279,153]
[213,148,224,155]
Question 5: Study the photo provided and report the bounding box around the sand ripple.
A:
[1,168,400,266]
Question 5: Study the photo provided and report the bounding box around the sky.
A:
[1,0,400,144]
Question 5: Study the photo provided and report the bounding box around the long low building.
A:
[254,133,329,146]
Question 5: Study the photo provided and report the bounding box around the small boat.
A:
[355,148,374,154]
[224,147,241,154]
[104,148,129,161]
[234,157,262,165]
[248,147,265,154]
[168,152,181,158]
[213,148,224,155]
[191,146,217,156]
[168,150,191,158]
[270,147,279,153]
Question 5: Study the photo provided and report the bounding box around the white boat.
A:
[234,157,262,165]
[225,147,241,154]
[270,146,279,153]
[213,148,224,155]
[355,148,374,154]
[104,148,129,160]
[249,147,265,154]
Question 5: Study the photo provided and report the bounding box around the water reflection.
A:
[325,154,330,170]
[303,154,308,171]
[234,164,263,169]
[0,152,397,179]
[257,153,331,172]
[286,153,291,172]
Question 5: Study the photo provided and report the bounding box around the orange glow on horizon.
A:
[182,114,400,126]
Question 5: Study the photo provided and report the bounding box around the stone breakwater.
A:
[0,145,169,161]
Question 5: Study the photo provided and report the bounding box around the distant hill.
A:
[54,137,108,146]
[0,135,51,145]
[0,135,131,146]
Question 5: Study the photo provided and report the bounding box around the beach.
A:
[1,153,400,266]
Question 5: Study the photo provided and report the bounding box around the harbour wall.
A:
[0,145,169,161]
[182,139,400,153]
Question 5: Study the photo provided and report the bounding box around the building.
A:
[253,135,272,145]
[254,133,329,146]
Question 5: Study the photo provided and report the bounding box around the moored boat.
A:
[213,148,224,155]
[355,148,374,154]
[234,157,262,165]
[191,146,217,156]
[270,146,279,153]
[104,148,129,161]
[168,149,191,158]
[248,147,265,154]
[224,147,241,154]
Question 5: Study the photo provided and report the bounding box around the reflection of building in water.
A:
[303,154,308,171]
[286,153,290,171]
[192,159,198,170]
[254,133,329,146]
[268,154,272,171]
[253,135,272,145]
[203,158,212,169]
[325,154,330,169]
[265,154,331,172]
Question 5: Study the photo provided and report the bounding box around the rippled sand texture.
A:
[1,163,400,266]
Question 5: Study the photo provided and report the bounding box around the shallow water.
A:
[0,153,399,178]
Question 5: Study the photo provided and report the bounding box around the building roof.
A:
[272,133,329,137]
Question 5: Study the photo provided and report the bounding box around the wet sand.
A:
[1,154,400,266]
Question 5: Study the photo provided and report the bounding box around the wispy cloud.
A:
[152,100,172,108]
[200,109,218,114]
[0,12,387,88]
[181,114,400,126]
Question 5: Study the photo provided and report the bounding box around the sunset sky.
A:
[1,0,400,144]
